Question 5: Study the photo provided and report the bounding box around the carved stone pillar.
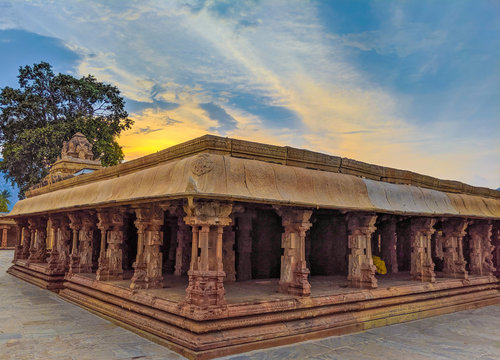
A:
[378,217,398,274]
[235,209,255,282]
[183,201,232,309]
[492,222,500,276]
[223,226,236,282]
[27,217,47,263]
[14,219,27,261]
[131,205,164,289]
[275,207,313,296]
[68,213,82,274]
[347,213,378,288]
[96,208,126,281]
[0,226,8,248]
[468,222,494,276]
[174,215,191,276]
[76,213,95,273]
[130,220,147,288]
[55,216,71,272]
[47,216,60,270]
[441,218,468,279]
[409,217,436,282]
[96,210,111,280]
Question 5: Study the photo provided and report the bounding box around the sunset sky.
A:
[0,0,499,202]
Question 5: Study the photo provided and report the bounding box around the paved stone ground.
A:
[1,250,499,360]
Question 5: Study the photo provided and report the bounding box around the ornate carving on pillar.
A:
[492,222,500,276]
[47,216,61,271]
[347,213,378,289]
[223,225,236,282]
[130,220,147,289]
[131,204,165,289]
[96,210,111,280]
[174,209,191,276]
[96,208,126,281]
[441,218,468,279]
[68,213,82,274]
[182,200,232,310]
[13,219,28,261]
[275,207,313,296]
[468,222,495,276]
[27,217,48,263]
[0,226,8,248]
[409,217,436,282]
[235,208,255,282]
[55,216,71,272]
[76,212,95,273]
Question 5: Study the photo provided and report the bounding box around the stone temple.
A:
[6,133,500,359]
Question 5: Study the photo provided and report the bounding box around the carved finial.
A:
[61,132,95,160]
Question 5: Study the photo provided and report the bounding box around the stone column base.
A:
[69,254,92,274]
[443,260,469,279]
[184,270,226,308]
[412,263,436,282]
[348,263,378,289]
[27,251,46,264]
[279,266,311,296]
[14,245,25,261]
[96,257,123,281]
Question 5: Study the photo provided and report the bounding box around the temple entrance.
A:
[308,213,348,276]
[251,209,282,279]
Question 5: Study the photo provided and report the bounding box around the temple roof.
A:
[9,136,500,219]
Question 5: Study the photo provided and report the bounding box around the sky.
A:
[0,0,499,210]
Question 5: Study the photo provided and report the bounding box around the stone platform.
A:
[58,272,500,359]
[8,260,65,292]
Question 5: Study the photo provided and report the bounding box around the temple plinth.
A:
[4,134,499,359]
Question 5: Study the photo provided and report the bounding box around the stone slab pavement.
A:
[1,250,499,360]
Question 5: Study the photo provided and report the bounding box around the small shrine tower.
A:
[44,133,103,184]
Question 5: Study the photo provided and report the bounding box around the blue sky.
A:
[1,0,499,209]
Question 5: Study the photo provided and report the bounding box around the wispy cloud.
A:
[1,0,498,188]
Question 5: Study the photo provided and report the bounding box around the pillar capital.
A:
[183,200,232,227]
[67,213,82,231]
[347,212,377,236]
[409,217,436,236]
[275,207,313,233]
[441,218,468,238]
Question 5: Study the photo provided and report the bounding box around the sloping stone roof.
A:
[9,149,500,219]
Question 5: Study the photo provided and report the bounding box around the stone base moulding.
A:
[7,261,65,292]
[58,274,500,360]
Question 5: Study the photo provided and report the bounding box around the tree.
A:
[0,189,10,212]
[0,62,133,197]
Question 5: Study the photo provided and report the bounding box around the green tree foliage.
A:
[0,189,10,212]
[0,62,133,197]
